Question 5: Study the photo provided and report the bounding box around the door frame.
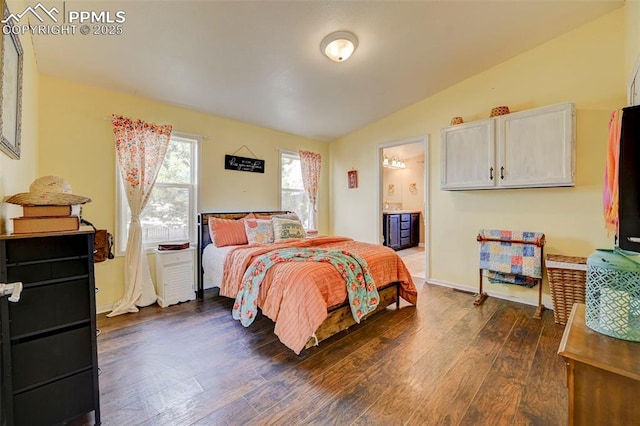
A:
[377,135,430,281]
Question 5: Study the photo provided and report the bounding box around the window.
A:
[116,133,199,254]
[280,150,310,228]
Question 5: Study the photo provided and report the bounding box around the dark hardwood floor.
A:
[77,282,568,425]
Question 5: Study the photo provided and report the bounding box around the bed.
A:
[197,211,418,354]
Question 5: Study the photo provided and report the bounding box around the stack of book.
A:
[12,205,81,234]
[157,242,190,251]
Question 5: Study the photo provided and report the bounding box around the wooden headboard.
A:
[196,211,291,297]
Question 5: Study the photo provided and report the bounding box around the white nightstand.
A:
[154,247,196,308]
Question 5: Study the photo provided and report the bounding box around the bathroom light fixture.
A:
[320,31,358,62]
[383,155,405,169]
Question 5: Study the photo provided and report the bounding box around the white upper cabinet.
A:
[440,102,575,190]
[496,103,575,188]
[440,119,495,190]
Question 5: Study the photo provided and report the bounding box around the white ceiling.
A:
[30,0,623,141]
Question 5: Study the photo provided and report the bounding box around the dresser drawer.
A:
[400,237,411,247]
[13,369,96,426]
[9,279,91,337]
[400,221,410,230]
[11,325,93,391]
[401,214,411,222]
[5,234,88,263]
[158,250,193,265]
[7,258,89,284]
[400,229,410,238]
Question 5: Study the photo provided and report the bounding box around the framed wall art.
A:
[0,0,23,160]
[348,169,358,189]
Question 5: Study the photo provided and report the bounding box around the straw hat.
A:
[4,176,91,206]
[490,106,510,117]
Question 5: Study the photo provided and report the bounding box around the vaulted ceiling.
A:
[30,0,623,141]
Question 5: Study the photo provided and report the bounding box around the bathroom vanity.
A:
[383,211,420,250]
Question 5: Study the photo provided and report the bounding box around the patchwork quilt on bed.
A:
[232,248,379,326]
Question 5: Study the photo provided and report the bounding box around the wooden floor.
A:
[76,282,568,426]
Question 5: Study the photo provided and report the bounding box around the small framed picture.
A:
[348,169,358,189]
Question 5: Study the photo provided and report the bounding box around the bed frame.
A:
[197,211,401,350]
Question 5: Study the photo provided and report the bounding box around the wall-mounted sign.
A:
[224,154,265,173]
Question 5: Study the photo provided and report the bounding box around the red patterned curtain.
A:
[299,150,322,231]
[108,115,172,317]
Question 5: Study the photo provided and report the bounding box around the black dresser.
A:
[0,229,100,425]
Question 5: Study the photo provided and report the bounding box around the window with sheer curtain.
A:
[280,150,311,228]
[116,133,199,254]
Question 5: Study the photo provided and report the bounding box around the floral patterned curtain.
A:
[299,150,322,231]
[108,115,172,317]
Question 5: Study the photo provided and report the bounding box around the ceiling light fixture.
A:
[320,31,358,62]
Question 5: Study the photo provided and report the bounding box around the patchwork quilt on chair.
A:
[478,229,544,288]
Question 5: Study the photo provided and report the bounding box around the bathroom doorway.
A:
[377,136,429,282]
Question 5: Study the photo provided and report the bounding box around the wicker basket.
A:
[546,254,587,325]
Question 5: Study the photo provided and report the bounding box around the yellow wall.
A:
[331,8,626,306]
[0,1,39,233]
[38,76,329,312]
[626,0,640,86]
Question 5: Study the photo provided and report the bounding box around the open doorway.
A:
[377,136,429,282]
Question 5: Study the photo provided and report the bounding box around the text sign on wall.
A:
[224,155,265,173]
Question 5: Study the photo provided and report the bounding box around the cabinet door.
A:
[385,215,401,250]
[441,119,495,190]
[496,102,575,188]
[410,213,420,246]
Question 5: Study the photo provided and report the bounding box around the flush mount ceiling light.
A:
[320,31,358,62]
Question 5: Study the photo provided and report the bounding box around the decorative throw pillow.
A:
[244,219,274,244]
[209,217,248,247]
[272,217,306,242]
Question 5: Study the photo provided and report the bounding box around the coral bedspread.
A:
[220,236,418,354]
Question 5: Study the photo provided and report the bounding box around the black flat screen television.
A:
[618,105,640,253]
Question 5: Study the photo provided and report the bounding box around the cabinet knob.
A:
[489,167,494,180]
[500,166,505,180]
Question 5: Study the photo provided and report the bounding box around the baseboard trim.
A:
[97,304,113,315]
[427,278,554,310]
